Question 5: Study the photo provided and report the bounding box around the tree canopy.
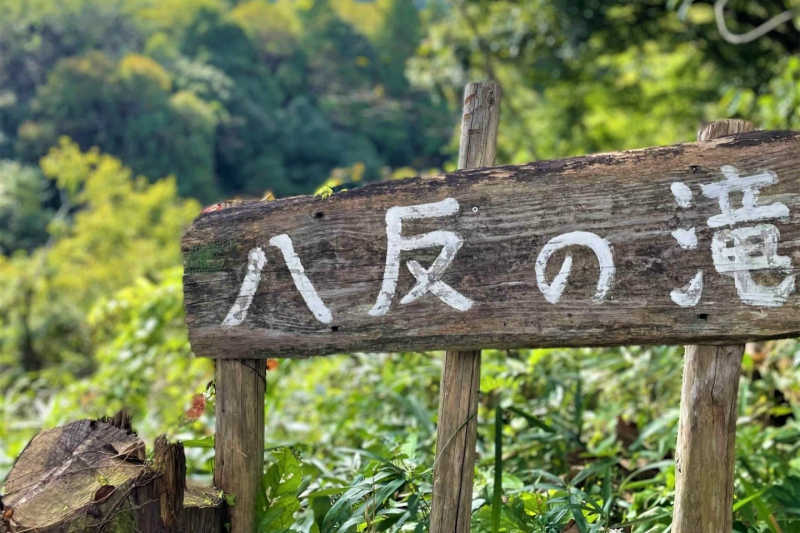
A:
[0,0,452,204]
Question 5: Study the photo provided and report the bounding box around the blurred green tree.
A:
[407,0,800,165]
[0,0,145,158]
[17,52,220,201]
[0,162,53,254]
[0,0,454,205]
[0,138,199,374]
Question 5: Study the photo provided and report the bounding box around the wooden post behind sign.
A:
[673,119,754,533]
[430,81,500,533]
[214,359,266,533]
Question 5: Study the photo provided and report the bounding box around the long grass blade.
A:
[492,405,503,533]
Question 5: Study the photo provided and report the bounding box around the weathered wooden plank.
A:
[183,130,800,359]
[431,81,499,533]
[673,119,751,533]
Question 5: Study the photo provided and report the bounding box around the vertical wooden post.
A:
[430,81,500,533]
[214,359,266,533]
[672,119,754,533]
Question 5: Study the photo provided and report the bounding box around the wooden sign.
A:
[183,130,800,359]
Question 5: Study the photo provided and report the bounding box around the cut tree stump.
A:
[1,412,224,533]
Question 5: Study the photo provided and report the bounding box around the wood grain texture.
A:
[128,435,185,532]
[183,485,226,533]
[673,120,751,533]
[673,344,743,532]
[1,414,223,532]
[458,81,500,170]
[183,129,800,359]
[2,415,147,530]
[213,359,266,533]
[129,437,225,532]
[431,349,482,533]
[431,81,500,533]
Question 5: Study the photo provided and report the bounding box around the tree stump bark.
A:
[1,412,224,532]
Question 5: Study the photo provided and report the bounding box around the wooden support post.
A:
[214,359,266,533]
[672,119,754,533]
[430,81,500,533]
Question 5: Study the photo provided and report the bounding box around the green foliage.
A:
[258,449,304,532]
[723,55,800,130]
[52,267,212,433]
[254,438,429,533]
[3,2,800,532]
[0,138,199,376]
[19,52,220,201]
[0,266,213,476]
[407,0,799,166]
[0,0,452,202]
[40,138,199,308]
[0,161,53,253]
[0,0,145,157]
[255,344,800,532]
[0,137,210,475]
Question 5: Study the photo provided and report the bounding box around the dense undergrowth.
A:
[2,270,799,532]
[252,345,800,533]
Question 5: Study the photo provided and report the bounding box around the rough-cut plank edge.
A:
[697,118,755,141]
[431,81,500,533]
[673,119,751,533]
[181,129,797,242]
